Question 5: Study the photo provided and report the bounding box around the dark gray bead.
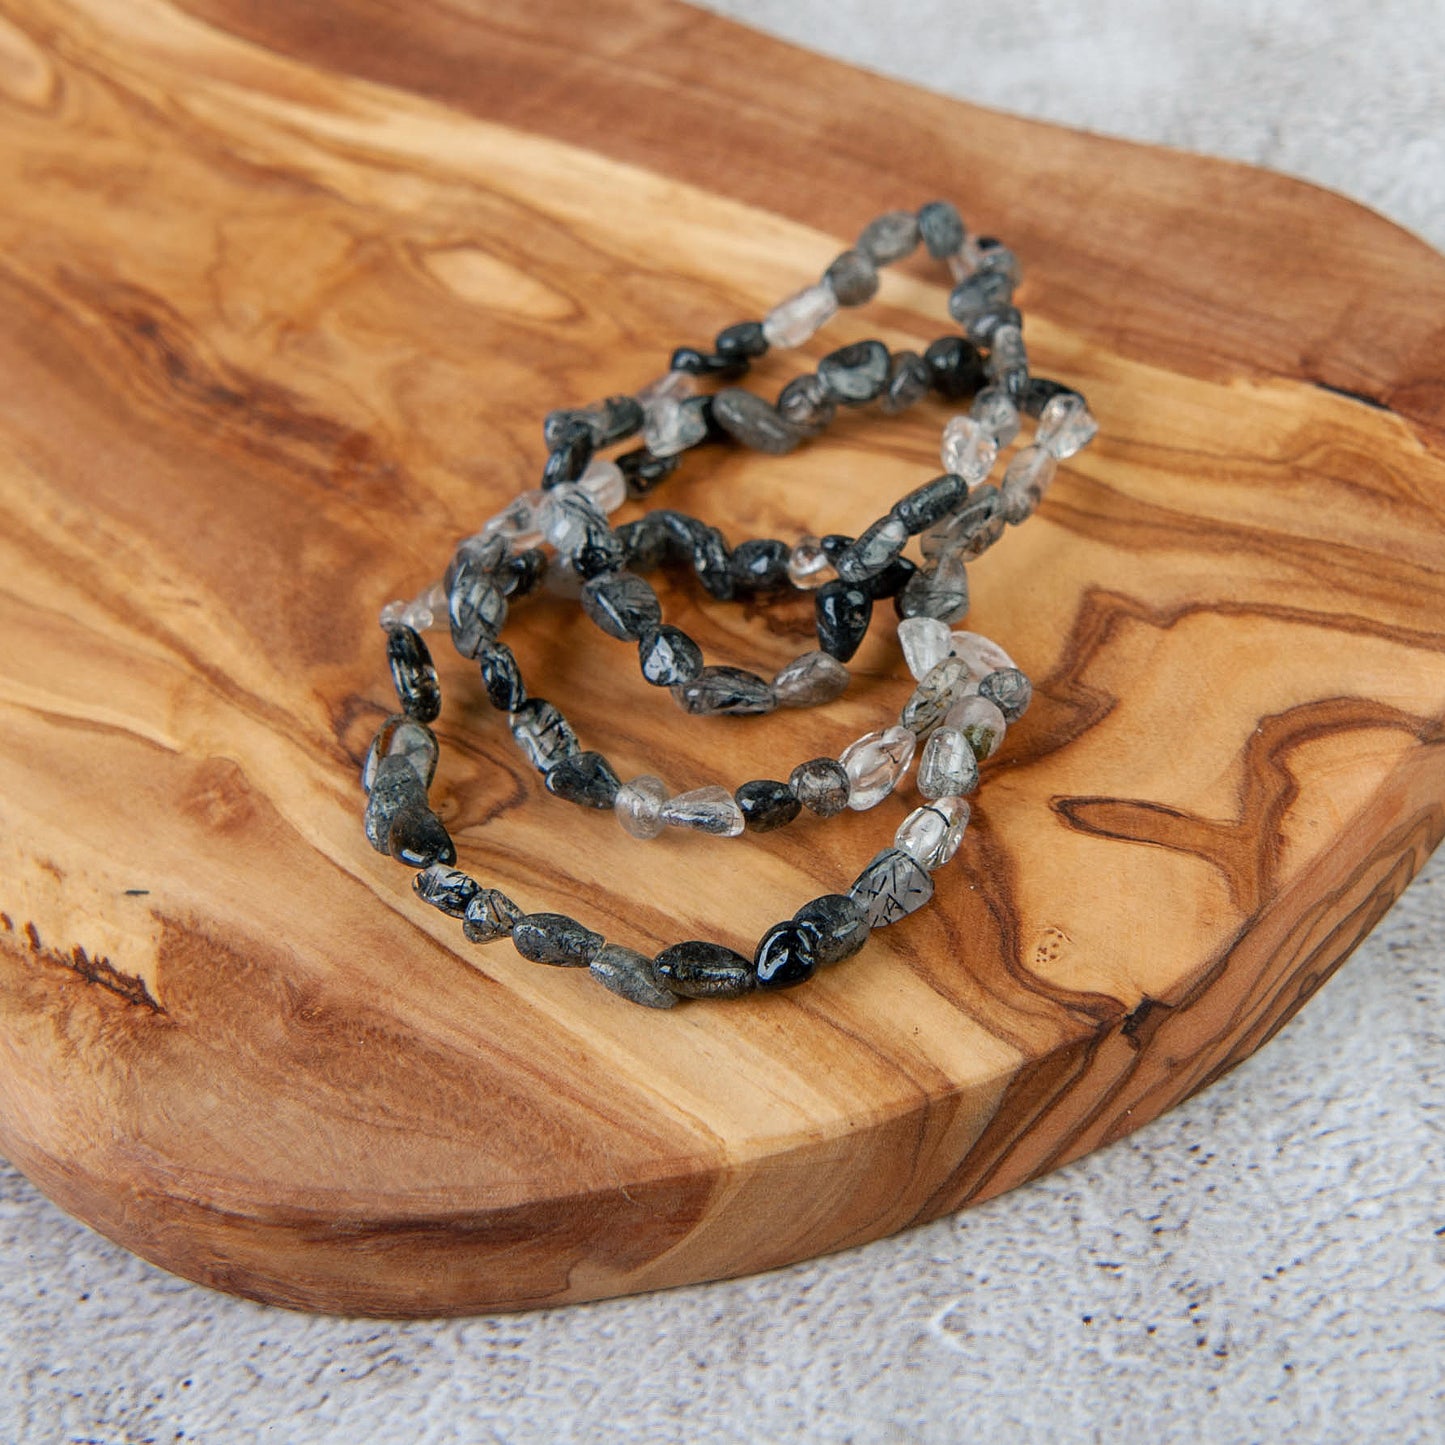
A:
[863,556,916,600]
[815,579,873,662]
[573,529,627,580]
[462,888,524,944]
[820,533,854,563]
[895,557,970,624]
[1021,377,1082,419]
[499,547,547,600]
[921,484,1004,563]
[978,667,1033,721]
[964,304,1022,346]
[617,448,679,500]
[478,642,526,712]
[710,388,801,455]
[672,665,777,717]
[892,473,968,534]
[849,847,935,928]
[590,944,677,1009]
[817,340,890,405]
[835,516,908,584]
[715,320,769,360]
[364,754,428,854]
[616,515,673,570]
[544,395,644,449]
[413,864,480,918]
[690,524,736,601]
[948,269,1015,327]
[730,538,791,593]
[448,560,508,659]
[776,373,836,435]
[653,941,756,999]
[793,894,869,966]
[508,697,579,772]
[387,803,455,869]
[544,750,622,808]
[580,571,661,640]
[857,209,919,263]
[924,336,985,399]
[638,624,704,686]
[753,921,816,991]
[824,248,878,306]
[917,200,965,259]
[385,624,441,723]
[444,532,507,595]
[788,757,850,818]
[512,912,603,967]
[735,779,801,832]
[881,349,932,414]
[363,714,438,792]
[670,345,747,379]
[541,422,594,488]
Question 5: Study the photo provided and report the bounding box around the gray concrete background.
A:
[3,3,1442,1442]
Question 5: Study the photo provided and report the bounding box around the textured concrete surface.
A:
[3,4,1442,1442]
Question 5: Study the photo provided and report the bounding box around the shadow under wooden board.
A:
[0,0,1443,1317]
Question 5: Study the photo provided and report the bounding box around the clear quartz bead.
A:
[939,415,999,483]
[636,369,695,413]
[970,385,1021,446]
[615,774,668,839]
[660,784,745,837]
[763,282,838,349]
[538,483,605,553]
[944,692,1007,759]
[642,395,708,458]
[787,535,834,589]
[1036,393,1099,458]
[895,796,971,870]
[484,487,545,549]
[840,725,917,811]
[897,615,954,681]
[378,599,407,628]
[917,725,981,799]
[773,649,850,707]
[949,630,1016,682]
[1000,445,1059,524]
[578,457,627,514]
[900,656,972,737]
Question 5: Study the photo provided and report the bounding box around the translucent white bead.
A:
[1036,393,1099,459]
[643,395,708,458]
[999,445,1059,524]
[615,774,668,840]
[970,385,1021,446]
[917,726,980,799]
[939,415,998,483]
[378,599,408,628]
[483,487,545,549]
[895,796,971,870]
[578,457,627,514]
[900,656,972,737]
[773,649,850,707]
[897,615,953,680]
[943,693,1007,759]
[538,483,604,553]
[660,784,745,837]
[840,725,916,810]
[763,282,838,349]
[401,580,445,631]
[949,630,1016,682]
[635,369,695,413]
[787,535,834,589]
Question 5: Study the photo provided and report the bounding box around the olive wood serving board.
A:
[1,0,1443,1317]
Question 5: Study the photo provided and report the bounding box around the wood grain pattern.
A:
[0,0,1443,1316]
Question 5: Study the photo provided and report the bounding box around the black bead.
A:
[817,339,890,405]
[387,803,455,869]
[730,538,791,593]
[544,395,644,448]
[714,320,769,360]
[892,473,968,534]
[924,336,985,399]
[862,555,916,600]
[670,345,747,380]
[616,447,679,499]
[413,865,480,918]
[653,941,755,999]
[364,754,428,854]
[637,624,704,686]
[753,921,817,990]
[977,667,1033,721]
[543,751,622,808]
[499,547,547,599]
[478,641,527,712]
[385,623,441,723]
[572,529,627,580]
[793,894,870,966]
[580,571,662,640]
[672,666,777,717]
[820,533,854,563]
[512,912,603,967]
[1020,377,1082,419]
[777,373,836,434]
[690,524,735,601]
[735,779,801,833]
[814,579,873,663]
[615,516,672,572]
[540,420,595,489]
[692,394,730,446]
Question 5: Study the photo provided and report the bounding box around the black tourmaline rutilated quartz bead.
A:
[892,473,968,534]
[509,697,579,771]
[924,336,985,399]
[590,944,676,1009]
[463,888,524,944]
[543,750,622,808]
[511,912,603,967]
[544,395,644,449]
[714,320,769,361]
[653,941,755,999]
[363,714,438,792]
[815,579,873,662]
[580,571,661,640]
[386,623,441,723]
[735,779,801,833]
[540,420,594,489]
[817,339,890,405]
[478,641,526,712]
[788,757,850,818]
[730,538,791,593]
[793,894,870,965]
[637,624,704,686]
[753,920,817,990]
[364,753,428,854]
[413,864,481,918]
[672,665,777,717]
[617,447,679,499]
[387,802,455,869]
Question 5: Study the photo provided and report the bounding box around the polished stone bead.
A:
[385,623,441,723]
[940,414,999,482]
[892,473,967,534]
[387,803,455,869]
[1000,445,1059,524]
[917,199,966,259]
[948,269,1014,326]
[715,320,769,360]
[901,656,973,736]
[590,943,677,1009]
[824,248,879,305]
[616,447,680,499]
[763,282,838,348]
[508,697,580,771]
[446,533,507,593]
[814,579,873,662]
[731,538,791,593]
[670,345,747,379]
[364,754,428,854]
[672,665,777,717]
[1021,378,1081,420]
[448,563,508,660]
[881,349,932,414]
[949,629,1017,681]
[773,649,850,707]
[499,547,548,599]
[964,304,1022,346]
[971,385,1022,446]
[821,531,854,562]
[896,554,970,623]
[793,893,870,966]
[413,864,480,918]
[776,373,836,435]
[483,488,545,549]
[818,339,890,405]
[863,555,917,600]
[572,530,627,581]
[970,238,1021,283]
[642,394,709,457]
[538,483,606,555]
[710,388,800,454]
[690,524,736,602]
[580,571,661,640]
[858,209,919,263]
[895,796,971,870]
[917,725,981,799]
[462,887,524,944]
[661,785,745,837]
[616,514,673,570]
[925,336,986,400]
[754,921,817,990]
[636,368,696,412]
[849,847,935,928]
[1036,392,1099,458]
[841,725,916,809]
[835,515,908,584]
[987,322,1029,399]
[363,714,439,792]
[789,757,851,818]
[945,692,1007,760]
[577,457,627,515]
[786,534,834,589]
[475,643,525,714]
[638,624,704,686]
[544,750,622,808]
[735,778,801,833]
[544,395,644,449]
[897,615,954,681]
[978,667,1033,721]
[614,774,668,839]
[540,421,594,489]
[653,940,755,999]
[920,484,1004,563]
[512,912,603,967]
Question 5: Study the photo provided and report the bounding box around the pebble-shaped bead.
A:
[753,921,817,991]
[537,484,605,555]
[824,248,879,306]
[387,803,455,869]
[776,374,836,435]
[637,624,704,686]
[924,336,986,400]
[508,697,580,771]
[378,599,407,629]
[364,754,426,854]
[948,268,1014,326]
[881,350,932,414]
[849,847,935,928]
[817,340,891,405]
[642,394,709,458]
[964,304,1023,347]
[477,642,526,713]
[840,725,917,810]
[793,893,870,966]
[1020,378,1080,420]
[590,943,677,1009]
[731,538,792,593]
[672,665,778,717]
[653,941,755,999]
[987,323,1029,398]
[614,774,669,840]
[385,624,441,723]
[897,615,954,681]
[920,484,1004,564]
[541,422,594,489]
[617,448,680,500]
[970,385,1022,446]
[900,656,973,736]
[689,523,736,602]
[635,368,695,414]
[815,580,873,662]
[512,912,603,967]
[577,457,627,514]
[710,388,802,454]
[448,570,507,661]
[660,785,745,837]
[763,282,838,348]
[895,797,971,870]
[866,550,918,604]
[484,487,545,548]
[944,692,1007,760]
[835,515,908,584]
[544,751,622,809]
[892,473,968,535]
[1000,445,1059,524]
[917,725,981,799]
[544,395,644,449]
[363,714,438,794]
[735,779,802,833]
[857,209,920,263]
[789,757,851,818]
[786,535,834,589]
[1036,393,1099,458]
[461,888,524,944]
[500,548,547,600]
[715,320,769,361]
[413,864,480,918]
[978,667,1033,721]
[949,630,1016,681]
[970,239,1021,284]
[773,648,850,707]
[939,415,998,482]
[669,345,746,380]
[580,571,662,640]
[895,553,970,624]
[917,199,965,259]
